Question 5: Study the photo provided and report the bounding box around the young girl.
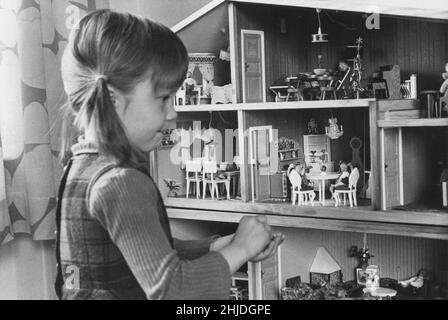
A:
[56,9,284,300]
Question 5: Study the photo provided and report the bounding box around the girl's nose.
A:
[165,98,178,122]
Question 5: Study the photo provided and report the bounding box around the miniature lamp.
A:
[311,9,328,43]
[325,117,343,139]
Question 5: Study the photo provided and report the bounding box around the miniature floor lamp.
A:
[311,9,328,43]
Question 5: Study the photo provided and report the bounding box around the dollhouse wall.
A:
[156,111,238,197]
[245,108,370,172]
[170,219,448,288]
[235,3,448,102]
[402,127,448,206]
[176,4,231,87]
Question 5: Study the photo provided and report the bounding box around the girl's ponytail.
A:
[87,76,131,165]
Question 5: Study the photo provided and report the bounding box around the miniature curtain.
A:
[0,0,107,246]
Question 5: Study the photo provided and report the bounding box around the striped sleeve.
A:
[88,168,231,300]
[173,237,219,260]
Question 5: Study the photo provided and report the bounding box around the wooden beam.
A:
[171,0,227,33]
[167,208,448,240]
[369,101,381,210]
[228,2,240,104]
[378,118,448,128]
[238,110,249,202]
[173,99,374,112]
[164,198,448,227]
[230,0,448,21]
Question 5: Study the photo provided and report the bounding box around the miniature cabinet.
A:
[303,134,334,173]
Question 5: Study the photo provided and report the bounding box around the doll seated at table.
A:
[289,163,314,191]
[330,162,350,195]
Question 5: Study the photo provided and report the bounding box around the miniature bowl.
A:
[313,68,327,76]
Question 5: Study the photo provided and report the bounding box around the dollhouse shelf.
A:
[174,99,375,112]
[377,118,448,128]
[164,198,448,240]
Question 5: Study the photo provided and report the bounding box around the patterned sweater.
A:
[58,141,231,300]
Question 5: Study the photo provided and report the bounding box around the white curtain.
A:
[0,0,107,246]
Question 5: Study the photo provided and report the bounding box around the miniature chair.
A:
[319,76,337,100]
[334,168,360,207]
[288,170,315,206]
[202,161,230,200]
[286,77,304,101]
[185,160,202,199]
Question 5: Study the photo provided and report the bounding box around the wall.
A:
[235,3,448,102]
[177,3,231,87]
[245,108,371,172]
[110,0,213,28]
[403,127,448,206]
[157,111,238,197]
[110,0,231,89]
[170,219,448,289]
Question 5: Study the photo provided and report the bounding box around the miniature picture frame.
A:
[356,267,378,286]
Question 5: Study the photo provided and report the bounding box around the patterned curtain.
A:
[0,0,108,246]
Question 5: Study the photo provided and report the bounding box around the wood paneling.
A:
[244,108,370,171]
[403,128,433,204]
[235,3,448,102]
[169,214,448,286]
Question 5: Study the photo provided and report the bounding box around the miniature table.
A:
[222,170,240,198]
[308,172,340,206]
[269,85,289,102]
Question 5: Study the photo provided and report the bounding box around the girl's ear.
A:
[107,85,127,114]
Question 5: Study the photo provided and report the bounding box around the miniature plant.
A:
[349,246,374,269]
[164,178,181,197]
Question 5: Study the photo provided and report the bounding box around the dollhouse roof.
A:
[232,0,448,20]
[310,247,341,274]
[173,0,447,32]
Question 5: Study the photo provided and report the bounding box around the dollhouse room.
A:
[0,0,447,301]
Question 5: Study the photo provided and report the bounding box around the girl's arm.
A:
[89,168,231,300]
[172,237,219,260]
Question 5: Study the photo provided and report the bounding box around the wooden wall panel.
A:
[236,3,448,102]
[170,219,448,288]
[402,127,448,206]
[245,108,370,171]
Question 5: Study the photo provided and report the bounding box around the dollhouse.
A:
[113,0,448,299]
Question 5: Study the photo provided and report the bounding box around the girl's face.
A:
[115,78,177,153]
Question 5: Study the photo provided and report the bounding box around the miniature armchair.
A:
[334,167,360,207]
[288,170,315,206]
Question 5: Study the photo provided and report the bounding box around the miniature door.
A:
[242,30,265,103]
[249,126,274,202]
[248,248,281,300]
[382,128,400,209]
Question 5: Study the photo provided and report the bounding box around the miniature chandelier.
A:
[311,9,328,43]
[325,117,343,140]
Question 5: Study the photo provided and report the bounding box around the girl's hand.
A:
[217,215,272,274]
[232,215,272,260]
[250,232,285,262]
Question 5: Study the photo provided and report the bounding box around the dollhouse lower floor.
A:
[164,196,448,300]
